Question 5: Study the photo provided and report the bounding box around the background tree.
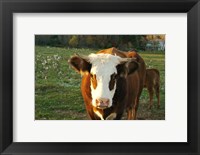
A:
[68,36,79,47]
[35,35,165,51]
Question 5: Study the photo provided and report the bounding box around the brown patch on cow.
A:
[125,51,137,58]
[81,74,100,120]
[90,74,97,89]
[109,73,116,90]
[97,47,127,58]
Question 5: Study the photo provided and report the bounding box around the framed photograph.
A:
[35,34,165,121]
[0,0,199,154]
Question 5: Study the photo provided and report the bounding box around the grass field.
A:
[35,46,165,120]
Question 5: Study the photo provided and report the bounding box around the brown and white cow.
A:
[144,68,160,109]
[68,47,146,120]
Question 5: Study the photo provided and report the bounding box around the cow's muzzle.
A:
[96,98,110,109]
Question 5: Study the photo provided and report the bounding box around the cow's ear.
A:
[68,55,91,74]
[117,60,139,78]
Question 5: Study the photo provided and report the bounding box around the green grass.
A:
[35,46,165,120]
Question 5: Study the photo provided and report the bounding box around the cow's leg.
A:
[155,84,160,109]
[127,100,136,120]
[132,108,137,120]
[126,95,136,120]
[132,97,139,120]
[147,87,154,109]
[127,107,133,120]
[115,113,123,120]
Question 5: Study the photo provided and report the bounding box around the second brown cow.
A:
[144,68,160,109]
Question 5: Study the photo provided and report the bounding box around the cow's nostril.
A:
[96,98,110,109]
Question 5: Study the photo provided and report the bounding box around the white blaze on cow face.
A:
[88,54,121,108]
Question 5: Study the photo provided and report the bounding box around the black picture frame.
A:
[0,0,200,154]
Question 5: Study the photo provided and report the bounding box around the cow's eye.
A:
[90,73,94,79]
[90,74,97,89]
[111,73,117,80]
[109,73,117,90]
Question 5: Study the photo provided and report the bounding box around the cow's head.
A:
[69,53,138,109]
